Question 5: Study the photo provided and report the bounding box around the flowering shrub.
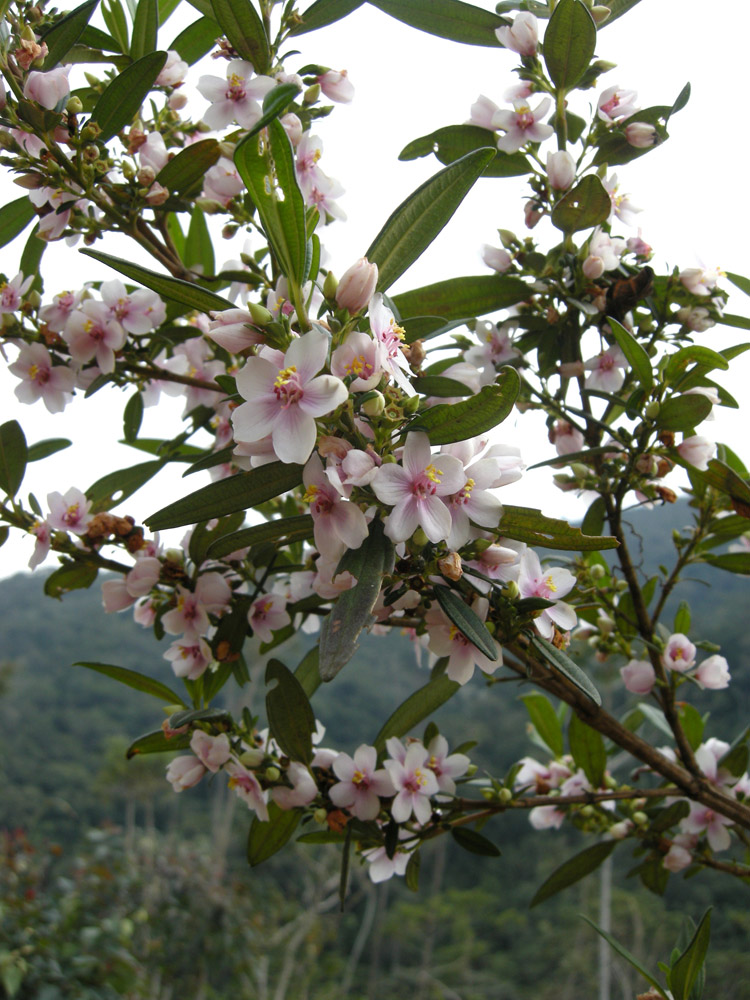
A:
[1,1,749,992]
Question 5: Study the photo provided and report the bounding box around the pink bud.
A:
[524,200,542,229]
[281,112,303,146]
[662,633,696,673]
[582,255,605,280]
[336,257,378,312]
[481,244,512,272]
[620,659,655,695]
[546,150,576,190]
[695,655,730,690]
[23,66,70,109]
[166,756,206,791]
[495,12,539,56]
[625,121,658,149]
[318,69,354,103]
[677,435,715,471]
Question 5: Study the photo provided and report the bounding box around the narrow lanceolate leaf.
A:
[499,505,618,550]
[409,370,519,444]
[596,0,643,27]
[0,196,35,248]
[531,636,601,705]
[451,827,501,856]
[80,249,234,313]
[369,0,504,46]
[551,174,611,233]
[207,514,314,559]
[185,205,216,276]
[399,125,531,178]
[130,0,158,59]
[289,0,363,34]
[27,438,72,462]
[146,462,304,530]
[699,458,750,506]
[319,519,395,681]
[670,908,712,1000]
[656,393,713,432]
[607,316,653,391]
[168,15,222,63]
[568,713,607,788]
[580,916,669,998]
[240,82,302,143]
[702,552,750,575]
[90,50,168,141]
[373,671,460,752]
[156,139,221,197]
[21,225,46,293]
[41,0,100,69]
[0,420,27,498]
[295,646,322,699]
[521,692,564,757]
[211,0,270,74]
[393,275,530,341]
[531,841,617,907]
[86,459,166,512]
[248,802,301,866]
[265,659,316,764]
[123,392,144,443]
[543,0,596,91]
[234,120,307,285]
[366,148,496,294]
[127,729,191,757]
[75,662,186,705]
[433,585,498,661]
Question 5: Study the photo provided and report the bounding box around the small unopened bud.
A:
[505,579,520,600]
[240,748,264,768]
[580,804,595,818]
[303,83,321,104]
[412,527,429,548]
[165,548,183,564]
[168,91,188,111]
[590,5,610,23]
[264,766,281,782]
[632,810,648,827]
[498,229,517,248]
[547,150,576,191]
[644,400,660,419]
[625,121,658,149]
[322,270,338,300]
[14,173,42,189]
[66,95,83,114]
[313,807,328,824]
[402,394,420,414]
[524,200,543,229]
[336,257,378,312]
[582,254,605,279]
[137,165,155,186]
[438,552,462,581]
[360,391,385,417]
[498,787,513,803]
[248,302,274,326]
[82,144,99,162]
[590,564,606,580]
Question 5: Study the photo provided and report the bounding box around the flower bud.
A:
[66,95,83,114]
[524,200,543,229]
[281,112,303,146]
[248,302,274,326]
[590,5,611,24]
[361,391,385,417]
[303,83,321,104]
[318,69,354,104]
[265,766,281,782]
[632,810,648,827]
[644,400,660,419]
[498,787,513,803]
[582,254,605,280]
[240,748,264,768]
[322,270,338,300]
[438,552,463,581]
[625,121,658,149]
[168,91,188,111]
[498,229,517,248]
[336,257,378,312]
[313,807,328,824]
[547,150,576,190]
[482,244,512,272]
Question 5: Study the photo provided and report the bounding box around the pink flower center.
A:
[226,73,246,101]
[411,464,442,499]
[29,363,49,385]
[451,478,475,507]
[404,768,428,793]
[273,365,303,408]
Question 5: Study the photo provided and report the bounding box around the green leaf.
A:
[673,600,691,635]
[392,275,530,341]
[451,827,501,857]
[521,691,564,757]
[86,459,166,512]
[156,138,221,197]
[79,24,121,50]
[123,392,144,443]
[211,0,269,74]
[543,0,596,91]
[80,248,234,313]
[657,394,712,432]
[433,585,498,661]
[90,50,167,141]
[27,438,72,462]
[168,706,229,728]
[405,849,421,891]
[531,841,617,906]
[678,703,704,752]
[726,270,750,298]
[580,916,669,997]
[168,14,222,62]
[44,561,98,598]
[551,174,611,233]
[702,552,750,576]
[146,462,303,530]
[664,345,729,386]
[0,196,35,249]
[247,802,301,866]
[399,124,531,178]
[289,0,364,34]
[185,204,216,276]
[581,496,605,537]
[319,519,394,681]
[637,702,673,739]
[718,728,750,777]
[130,0,158,59]
[699,458,750,506]
[411,375,473,397]
[126,729,191,757]
[409,370,519,444]
[0,420,27,498]
[607,316,653,391]
[188,511,245,565]
[234,121,307,285]
[368,0,504,46]
[569,713,606,787]
[102,0,129,50]
[20,224,47,294]
[207,514,314,559]
[670,908,711,1000]
[241,82,302,143]
[295,646,322,699]
[265,658,316,764]
[366,148,496,294]
[531,636,601,705]
[596,0,643,27]
[373,670,459,752]
[499,505,618,550]
[75,661,186,704]
[41,0,100,69]
[158,0,182,20]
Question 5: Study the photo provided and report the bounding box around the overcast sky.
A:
[1,0,748,577]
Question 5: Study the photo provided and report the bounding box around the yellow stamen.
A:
[544,575,558,593]
[425,463,442,484]
[274,365,297,388]
[302,485,319,503]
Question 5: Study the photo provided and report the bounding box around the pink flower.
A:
[272,762,318,809]
[680,266,722,296]
[330,330,383,391]
[303,453,368,559]
[190,731,231,772]
[9,342,75,413]
[23,66,70,109]
[384,743,439,824]
[495,12,539,56]
[625,121,658,148]
[695,655,730,690]
[363,843,410,883]
[47,487,92,535]
[100,279,166,333]
[603,173,641,227]
[138,132,169,172]
[517,549,576,639]
[425,734,470,796]
[0,272,33,313]
[248,592,291,644]
[162,572,231,639]
[318,69,354,103]
[207,308,264,352]
[663,834,696,872]
[164,637,213,680]
[336,257,378,312]
[529,805,565,830]
[547,150,575,191]
[468,94,500,130]
[583,345,628,392]
[330,744,395,820]
[620,658,656,695]
[661,633,696,673]
[63,300,126,373]
[493,99,554,153]
[597,85,639,124]
[552,420,585,456]
[232,329,348,465]
[226,759,269,820]
[202,157,245,205]
[681,803,732,852]
[426,596,501,685]
[156,49,188,87]
[372,432,464,544]
[441,452,505,550]
[166,755,206,791]
[677,435,715,471]
[197,60,276,130]
[28,519,51,570]
[481,244,512,272]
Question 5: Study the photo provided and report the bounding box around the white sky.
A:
[1,0,749,578]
